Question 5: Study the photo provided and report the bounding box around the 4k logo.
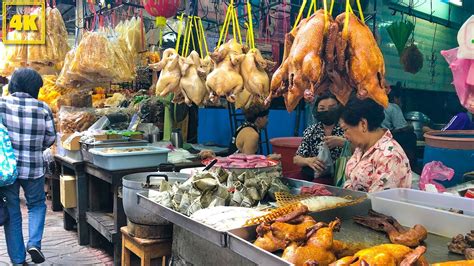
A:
[2,0,46,45]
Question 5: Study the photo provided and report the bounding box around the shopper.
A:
[293,92,345,181]
[382,84,417,168]
[0,68,56,264]
[423,110,474,132]
[340,97,412,193]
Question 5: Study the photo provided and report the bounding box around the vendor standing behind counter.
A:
[200,103,280,160]
[340,97,412,193]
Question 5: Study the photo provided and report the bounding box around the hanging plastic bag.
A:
[441,48,474,113]
[0,119,18,187]
[314,143,334,178]
[419,161,454,193]
[457,15,474,59]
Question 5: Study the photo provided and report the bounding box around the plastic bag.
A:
[457,15,474,59]
[59,107,97,133]
[314,143,334,179]
[419,161,454,193]
[0,120,17,187]
[441,48,474,113]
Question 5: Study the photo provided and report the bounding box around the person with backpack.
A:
[0,68,56,265]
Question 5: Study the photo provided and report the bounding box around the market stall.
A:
[1,0,473,265]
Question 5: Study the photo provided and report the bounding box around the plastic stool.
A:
[121,226,171,266]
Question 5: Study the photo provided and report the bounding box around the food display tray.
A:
[370,188,474,237]
[80,139,149,163]
[88,146,169,171]
[136,178,369,248]
[227,189,466,265]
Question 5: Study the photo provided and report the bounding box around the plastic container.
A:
[423,130,474,187]
[370,189,473,237]
[89,146,169,171]
[80,139,149,163]
[270,137,302,177]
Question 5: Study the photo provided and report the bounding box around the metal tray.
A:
[227,195,465,265]
[135,178,368,248]
[137,190,227,247]
[227,184,371,266]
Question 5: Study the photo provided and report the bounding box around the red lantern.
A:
[143,0,180,18]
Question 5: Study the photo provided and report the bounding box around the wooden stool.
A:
[121,226,172,266]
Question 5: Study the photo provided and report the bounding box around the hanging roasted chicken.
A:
[241,49,275,102]
[269,9,327,112]
[179,51,208,106]
[206,39,246,103]
[335,13,388,108]
[150,48,182,99]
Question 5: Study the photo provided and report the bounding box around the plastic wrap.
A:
[115,17,144,56]
[57,30,135,87]
[419,161,454,193]
[57,89,92,109]
[0,31,28,76]
[28,8,69,66]
[59,107,97,133]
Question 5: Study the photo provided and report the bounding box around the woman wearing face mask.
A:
[340,97,412,193]
[293,93,346,181]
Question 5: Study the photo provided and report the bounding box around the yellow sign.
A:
[2,0,46,45]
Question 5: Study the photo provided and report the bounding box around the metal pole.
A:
[75,0,84,42]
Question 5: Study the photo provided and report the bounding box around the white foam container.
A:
[370,188,474,237]
[89,146,169,171]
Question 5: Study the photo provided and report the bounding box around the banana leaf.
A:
[386,21,415,56]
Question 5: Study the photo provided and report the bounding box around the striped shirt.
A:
[0,92,56,179]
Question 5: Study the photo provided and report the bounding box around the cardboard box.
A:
[60,175,77,209]
[60,134,81,151]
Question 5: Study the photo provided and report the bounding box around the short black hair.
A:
[314,92,339,109]
[341,97,385,131]
[243,103,269,123]
[8,68,43,99]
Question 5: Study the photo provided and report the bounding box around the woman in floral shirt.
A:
[340,97,412,193]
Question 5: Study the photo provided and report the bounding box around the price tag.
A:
[2,0,45,45]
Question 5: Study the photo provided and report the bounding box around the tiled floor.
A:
[0,195,113,265]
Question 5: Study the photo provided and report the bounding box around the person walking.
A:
[0,68,56,264]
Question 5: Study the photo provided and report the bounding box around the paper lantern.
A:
[143,0,180,18]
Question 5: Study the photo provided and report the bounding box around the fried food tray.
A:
[227,195,465,265]
[136,178,368,248]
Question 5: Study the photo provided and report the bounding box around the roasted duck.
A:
[206,39,245,102]
[335,13,388,108]
[353,210,428,247]
[281,219,341,266]
[330,244,428,266]
[269,9,327,112]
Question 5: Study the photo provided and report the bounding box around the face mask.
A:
[315,108,340,125]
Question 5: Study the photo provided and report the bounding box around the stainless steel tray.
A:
[227,195,465,265]
[137,190,227,247]
[135,178,368,248]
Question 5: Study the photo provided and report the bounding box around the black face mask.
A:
[315,108,340,126]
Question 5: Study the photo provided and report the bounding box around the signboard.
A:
[2,0,46,44]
